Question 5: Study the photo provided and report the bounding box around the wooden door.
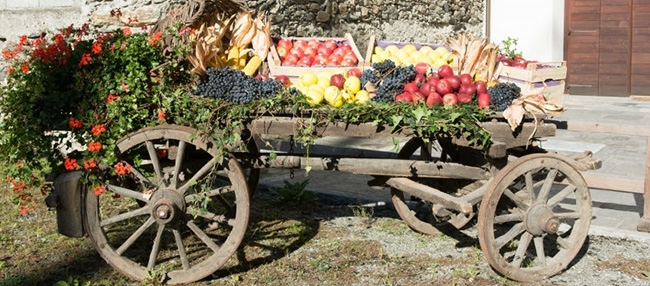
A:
[565,0,601,95]
[632,0,650,95]
[565,0,634,96]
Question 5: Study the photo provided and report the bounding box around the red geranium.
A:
[88,142,102,152]
[91,124,106,136]
[64,157,79,170]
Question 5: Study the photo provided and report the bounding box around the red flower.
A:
[92,41,102,54]
[64,157,79,170]
[84,159,97,170]
[6,66,14,75]
[93,185,106,196]
[114,162,131,176]
[122,27,132,37]
[157,109,166,121]
[79,53,92,67]
[20,63,29,73]
[88,142,102,152]
[18,206,29,216]
[121,81,129,93]
[120,42,127,50]
[1,49,10,60]
[149,32,162,45]
[68,117,83,129]
[107,94,120,103]
[91,124,106,136]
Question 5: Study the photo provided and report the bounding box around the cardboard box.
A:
[267,33,365,81]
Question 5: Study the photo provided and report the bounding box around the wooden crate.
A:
[363,35,449,68]
[497,61,567,82]
[267,33,366,81]
[498,76,566,106]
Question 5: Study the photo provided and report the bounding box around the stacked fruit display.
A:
[394,63,491,108]
[291,68,370,107]
[370,44,452,68]
[275,38,359,67]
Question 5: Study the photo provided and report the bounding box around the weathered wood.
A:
[467,121,556,149]
[386,177,474,214]
[548,119,650,137]
[244,155,491,180]
[579,173,644,193]
[640,136,650,232]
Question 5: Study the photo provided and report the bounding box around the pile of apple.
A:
[291,67,370,108]
[497,54,538,68]
[395,63,491,108]
[275,38,359,67]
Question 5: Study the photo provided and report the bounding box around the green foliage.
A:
[499,36,523,59]
[55,277,91,286]
[270,179,316,203]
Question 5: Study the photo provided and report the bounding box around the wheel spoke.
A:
[178,157,217,195]
[173,228,190,270]
[185,186,233,203]
[504,189,529,210]
[187,220,220,253]
[536,169,558,203]
[557,236,569,249]
[106,184,147,202]
[547,184,577,207]
[146,141,164,185]
[100,206,149,227]
[512,232,533,268]
[125,162,155,188]
[556,212,581,219]
[534,236,546,266]
[494,213,524,224]
[524,171,534,203]
[148,224,165,270]
[187,207,229,226]
[495,222,525,249]
[171,141,187,189]
[116,217,155,255]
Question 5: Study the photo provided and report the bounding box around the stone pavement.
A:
[256,94,650,243]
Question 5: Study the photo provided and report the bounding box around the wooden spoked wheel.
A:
[391,138,477,235]
[477,153,591,282]
[83,125,250,284]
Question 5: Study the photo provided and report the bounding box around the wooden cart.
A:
[56,112,598,284]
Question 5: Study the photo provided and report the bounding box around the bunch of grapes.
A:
[360,69,380,88]
[370,60,416,102]
[193,67,285,104]
[488,82,521,111]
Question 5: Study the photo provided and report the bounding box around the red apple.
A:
[435,79,452,95]
[427,76,439,86]
[438,64,454,78]
[313,54,328,66]
[303,46,317,57]
[478,92,491,108]
[414,74,426,85]
[457,92,472,104]
[426,92,443,106]
[342,57,356,66]
[274,75,291,86]
[340,42,353,52]
[513,56,528,68]
[317,46,333,56]
[293,40,308,50]
[255,74,269,81]
[276,46,289,59]
[446,75,461,91]
[323,39,338,50]
[459,73,473,85]
[330,74,345,89]
[347,68,362,78]
[429,72,440,79]
[415,62,430,75]
[419,83,434,97]
[328,54,343,64]
[298,55,314,66]
[404,82,419,94]
[460,83,477,96]
[475,80,488,94]
[289,46,305,58]
[411,91,426,103]
[333,47,346,56]
[442,93,458,106]
[277,38,293,50]
[307,39,320,49]
[395,92,412,103]
[282,53,300,65]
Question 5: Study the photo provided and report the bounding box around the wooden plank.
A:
[599,74,628,85]
[632,53,650,63]
[598,85,629,96]
[385,177,473,214]
[631,64,650,74]
[597,63,628,74]
[631,85,650,95]
[581,173,643,193]
[645,136,650,216]
[479,122,556,148]
[631,75,650,84]
[547,119,650,136]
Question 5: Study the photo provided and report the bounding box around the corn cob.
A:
[227,45,240,69]
[243,55,262,76]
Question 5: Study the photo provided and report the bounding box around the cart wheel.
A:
[242,137,260,197]
[83,125,250,284]
[391,138,476,234]
[477,153,591,282]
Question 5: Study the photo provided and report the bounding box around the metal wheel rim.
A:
[477,153,591,282]
[83,125,250,284]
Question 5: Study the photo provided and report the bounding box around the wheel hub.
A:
[524,203,559,236]
[150,188,186,224]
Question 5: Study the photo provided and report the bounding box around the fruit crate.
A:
[497,61,567,83]
[363,35,449,68]
[266,33,365,81]
[498,76,566,107]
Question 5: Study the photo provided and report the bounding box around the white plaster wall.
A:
[489,0,565,62]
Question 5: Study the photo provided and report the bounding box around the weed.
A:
[644,271,650,278]
[270,179,315,204]
[349,204,374,225]
[54,277,91,286]
[140,268,165,286]
[465,265,480,279]
[308,255,331,272]
[499,36,523,58]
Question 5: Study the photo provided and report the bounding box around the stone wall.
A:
[1,0,485,79]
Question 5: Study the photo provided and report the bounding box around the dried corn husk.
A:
[503,88,564,131]
[187,38,218,76]
[230,11,254,47]
[251,13,271,60]
[448,34,500,82]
